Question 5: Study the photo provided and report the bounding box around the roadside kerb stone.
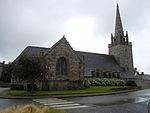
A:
[0,89,139,99]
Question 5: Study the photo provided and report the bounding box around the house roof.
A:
[20,46,49,56]
[137,74,150,80]
[14,46,49,61]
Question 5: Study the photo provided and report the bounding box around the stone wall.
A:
[45,38,84,90]
[91,68,120,78]
[37,80,84,91]
[109,44,134,73]
[135,79,150,89]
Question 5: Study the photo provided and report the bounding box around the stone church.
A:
[13,5,135,90]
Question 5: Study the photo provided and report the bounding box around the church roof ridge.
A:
[26,45,50,49]
[24,46,112,57]
[75,51,113,57]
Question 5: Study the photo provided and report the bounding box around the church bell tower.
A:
[109,4,134,73]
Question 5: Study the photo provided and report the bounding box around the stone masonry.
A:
[109,4,134,73]
[109,44,134,73]
[38,36,84,90]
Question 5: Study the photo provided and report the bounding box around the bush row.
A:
[11,83,37,91]
[83,78,137,87]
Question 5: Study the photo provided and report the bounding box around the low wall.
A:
[37,80,84,91]
[135,79,150,89]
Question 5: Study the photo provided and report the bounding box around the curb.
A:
[51,89,139,98]
[0,89,139,99]
[0,95,32,99]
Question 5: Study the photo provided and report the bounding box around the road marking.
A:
[33,98,88,110]
[51,103,80,107]
[36,100,67,104]
[44,102,73,105]
[34,99,66,102]
[33,99,67,103]
[57,105,88,110]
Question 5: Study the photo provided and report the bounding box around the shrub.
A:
[10,83,37,91]
[83,79,91,88]
[84,78,126,87]
[11,83,24,90]
[0,64,12,83]
[126,80,137,86]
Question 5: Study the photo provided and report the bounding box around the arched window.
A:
[56,57,67,75]
[123,38,125,43]
[114,38,116,44]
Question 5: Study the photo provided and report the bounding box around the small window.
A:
[108,73,111,78]
[96,71,100,77]
[123,38,125,42]
[103,72,107,77]
[114,39,116,43]
[91,70,95,77]
[117,73,120,78]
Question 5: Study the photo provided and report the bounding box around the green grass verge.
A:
[8,86,138,96]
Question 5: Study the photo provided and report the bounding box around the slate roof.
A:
[137,74,150,81]
[14,46,50,61]
[75,51,122,76]
[15,46,121,75]
[20,46,49,56]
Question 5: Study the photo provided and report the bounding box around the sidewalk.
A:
[0,88,140,99]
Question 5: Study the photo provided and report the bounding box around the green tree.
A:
[13,54,46,91]
[1,63,12,83]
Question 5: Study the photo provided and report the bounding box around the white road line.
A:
[33,99,64,101]
[51,103,80,107]
[44,102,73,105]
[33,98,89,109]
[57,105,88,110]
[33,99,67,102]
[33,98,64,102]
[35,100,67,103]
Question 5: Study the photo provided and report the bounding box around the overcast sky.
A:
[0,0,150,74]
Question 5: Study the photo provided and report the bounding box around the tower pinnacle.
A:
[115,4,124,37]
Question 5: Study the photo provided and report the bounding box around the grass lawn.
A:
[8,86,139,96]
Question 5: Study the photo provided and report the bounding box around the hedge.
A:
[11,83,37,91]
[126,80,137,86]
[83,78,126,87]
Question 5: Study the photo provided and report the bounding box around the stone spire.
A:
[115,4,124,37]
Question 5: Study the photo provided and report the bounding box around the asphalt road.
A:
[0,88,34,110]
[0,88,9,93]
[64,89,150,113]
[0,88,150,113]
